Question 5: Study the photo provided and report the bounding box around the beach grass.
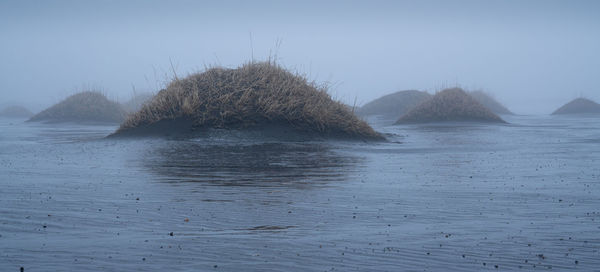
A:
[396,88,505,124]
[28,91,126,123]
[114,61,382,140]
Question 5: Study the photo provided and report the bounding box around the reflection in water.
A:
[399,122,506,149]
[144,140,361,187]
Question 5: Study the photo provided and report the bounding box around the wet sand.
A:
[1,114,599,271]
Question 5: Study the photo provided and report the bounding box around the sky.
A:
[0,0,599,114]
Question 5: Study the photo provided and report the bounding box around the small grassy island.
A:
[552,98,600,115]
[395,88,506,124]
[111,61,382,140]
[0,105,33,118]
[356,90,432,120]
[28,91,126,124]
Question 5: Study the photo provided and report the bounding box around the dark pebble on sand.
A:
[537,254,545,259]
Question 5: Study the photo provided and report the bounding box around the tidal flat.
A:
[1,114,599,271]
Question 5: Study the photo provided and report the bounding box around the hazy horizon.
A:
[1,0,599,114]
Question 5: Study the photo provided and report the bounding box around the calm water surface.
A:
[1,115,599,271]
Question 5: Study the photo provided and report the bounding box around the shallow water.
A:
[1,115,599,271]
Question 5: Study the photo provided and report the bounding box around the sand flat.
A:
[0,114,599,271]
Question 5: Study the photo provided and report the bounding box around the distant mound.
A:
[552,98,600,115]
[112,61,382,140]
[356,90,432,119]
[0,105,33,118]
[395,88,505,124]
[469,91,513,115]
[122,92,155,113]
[28,91,126,123]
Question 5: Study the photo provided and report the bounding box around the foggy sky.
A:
[1,0,599,114]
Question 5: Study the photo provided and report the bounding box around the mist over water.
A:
[2,1,600,271]
[1,0,599,114]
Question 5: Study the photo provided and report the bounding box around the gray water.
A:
[1,115,599,271]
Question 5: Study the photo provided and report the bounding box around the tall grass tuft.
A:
[552,98,600,115]
[28,91,126,123]
[115,61,382,139]
[395,88,506,124]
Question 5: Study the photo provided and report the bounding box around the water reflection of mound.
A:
[144,140,361,187]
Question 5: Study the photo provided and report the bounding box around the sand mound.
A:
[356,90,432,119]
[122,92,155,113]
[113,61,382,140]
[395,88,505,124]
[552,98,600,115]
[469,91,513,115]
[0,105,33,118]
[28,91,126,123]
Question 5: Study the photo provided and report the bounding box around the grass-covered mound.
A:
[552,98,600,115]
[113,61,382,140]
[395,88,505,124]
[0,105,33,118]
[122,92,154,113]
[469,90,513,115]
[356,90,432,119]
[28,91,126,123]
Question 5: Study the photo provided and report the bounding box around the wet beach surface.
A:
[1,115,599,271]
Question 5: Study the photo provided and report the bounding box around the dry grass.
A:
[552,98,600,115]
[395,88,505,124]
[0,105,33,118]
[28,91,126,123]
[356,90,432,119]
[469,90,513,115]
[115,61,382,139]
